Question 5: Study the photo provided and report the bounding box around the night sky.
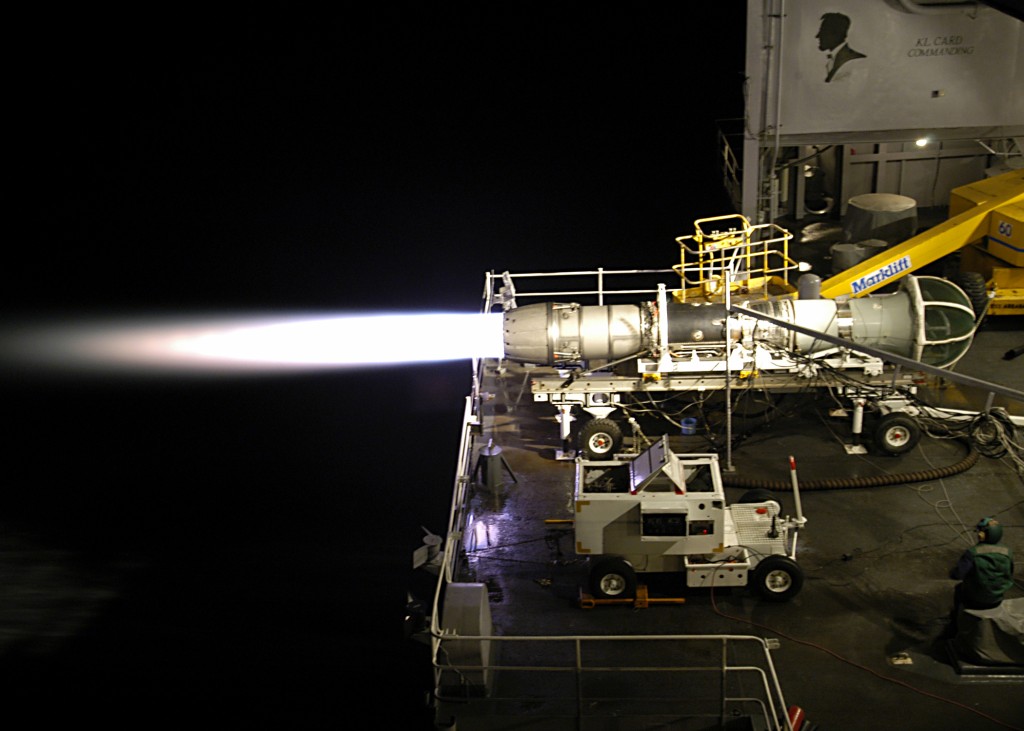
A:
[5,7,746,727]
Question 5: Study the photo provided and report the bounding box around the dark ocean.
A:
[4,7,744,727]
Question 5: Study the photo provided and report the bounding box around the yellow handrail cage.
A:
[672,214,801,303]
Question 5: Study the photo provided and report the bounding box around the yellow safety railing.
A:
[673,214,801,303]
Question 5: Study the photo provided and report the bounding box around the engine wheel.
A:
[752,556,803,602]
[874,413,921,456]
[579,418,623,460]
[589,557,637,599]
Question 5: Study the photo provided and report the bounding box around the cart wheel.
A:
[579,418,623,460]
[739,488,775,504]
[590,557,637,599]
[752,556,803,602]
[874,413,921,456]
[738,488,781,513]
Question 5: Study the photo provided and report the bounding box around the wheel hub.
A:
[765,570,792,593]
[886,427,909,445]
[599,574,625,595]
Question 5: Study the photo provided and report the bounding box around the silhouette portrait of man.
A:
[816,12,866,82]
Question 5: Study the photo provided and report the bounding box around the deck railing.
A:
[431,632,795,730]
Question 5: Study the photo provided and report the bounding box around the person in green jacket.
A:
[950,517,1015,611]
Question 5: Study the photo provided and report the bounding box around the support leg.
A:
[555,404,576,460]
[844,398,868,455]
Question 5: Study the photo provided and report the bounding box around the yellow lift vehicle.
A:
[819,169,1024,317]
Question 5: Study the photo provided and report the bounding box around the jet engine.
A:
[503,275,976,371]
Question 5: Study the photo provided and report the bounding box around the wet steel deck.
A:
[427,310,1024,730]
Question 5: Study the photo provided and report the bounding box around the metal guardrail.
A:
[485,267,678,308]
[432,633,796,731]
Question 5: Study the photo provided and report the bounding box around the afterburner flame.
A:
[0,312,505,375]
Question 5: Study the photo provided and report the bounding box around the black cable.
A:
[722,442,978,491]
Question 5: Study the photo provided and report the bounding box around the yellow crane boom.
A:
[819,169,1024,300]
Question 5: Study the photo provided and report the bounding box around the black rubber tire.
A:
[589,557,637,599]
[738,487,782,514]
[739,488,775,504]
[579,418,623,460]
[874,412,921,456]
[751,555,803,602]
[953,271,988,321]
